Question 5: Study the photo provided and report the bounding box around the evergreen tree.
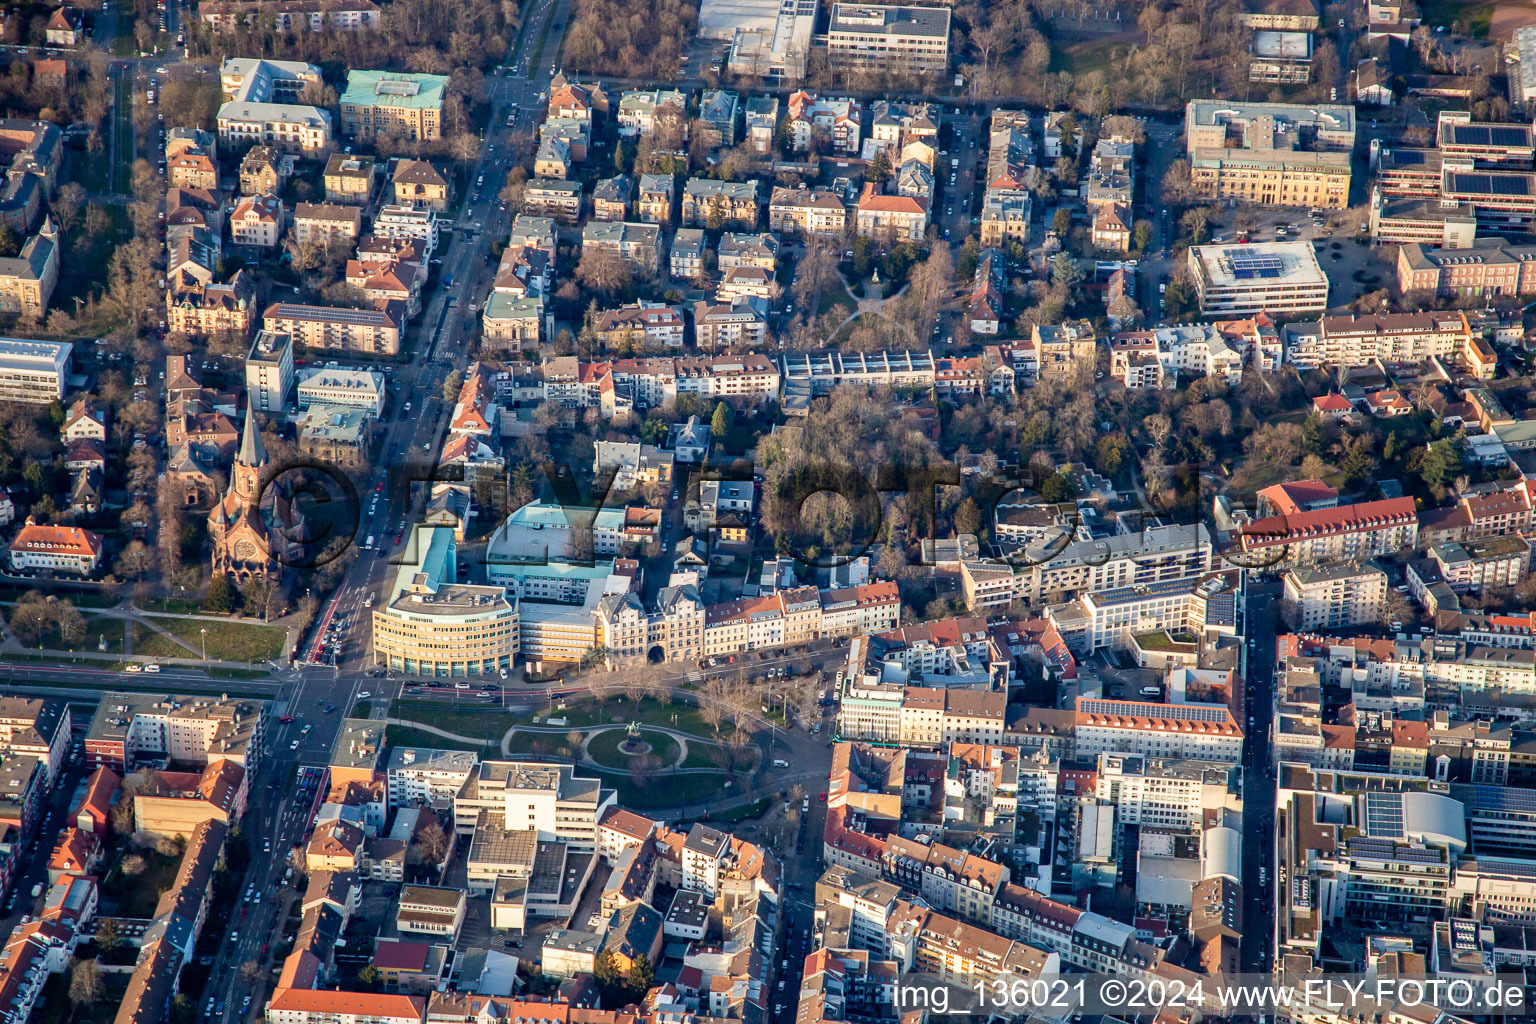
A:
[204,574,235,614]
[627,954,655,996]
[711,401,734,440]
[594,950,621,990]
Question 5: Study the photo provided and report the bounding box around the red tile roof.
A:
[1239,497,1416,549]
[267,989,425,1020]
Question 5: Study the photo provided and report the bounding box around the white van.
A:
[364,535,375,550]
[144,664,161,674]
[773,759,790,769]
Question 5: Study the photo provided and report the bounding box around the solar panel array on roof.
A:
[1461,785,1536,811]
[1447,172,1535,197]
[1079,699,1228,722]
[1384,148,1434,166]
[1446,124,1531,149]
[1364,791,1405,838]
[1226,248,1286,280]
[1346,839,1445,865]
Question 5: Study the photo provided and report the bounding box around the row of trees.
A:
[562,0,696,79]
[189,0,519,75]
[947,0,1342,113]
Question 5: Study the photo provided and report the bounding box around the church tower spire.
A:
[232,399,266,501]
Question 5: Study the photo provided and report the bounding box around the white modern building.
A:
[0,338,70,404]
[295,366,387,416]
[385,747,479,810]
[1187,241,1329,315]
[245,329,293,413]
[451,761,616,848]
[374,205,439,259]
[1282,561,1388,629]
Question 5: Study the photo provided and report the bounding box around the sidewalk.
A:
[0,597,299,670]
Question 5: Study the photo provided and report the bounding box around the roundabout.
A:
[584,727,683,770]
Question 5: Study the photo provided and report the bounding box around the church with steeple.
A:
[209,400,299,581]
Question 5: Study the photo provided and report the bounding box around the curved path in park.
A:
[380,717,752,775]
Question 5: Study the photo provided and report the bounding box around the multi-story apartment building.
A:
[693,299,768,350]
[854,184,928,242]
[634,174,675,225]
[267,991,425,1024]
[481,294,543,351]
[238,145,286,195]
[1188,241,1330,315]
[785,91,862,155]
[230,193,283,247]
[83,692,265,770]
[167,130,219,190]
[216,58,331,154]
[522,179,583,222]
[385,748,478,810]
[1074,697,1244,763]
[781,348,936,394]
[544,354,781,409]
[391,158,450,210]
[262,302,402,356]
[291,202,361,246]
[882,835,1007,924]
[697,89,739,146]
[0,698,68,786]
[825,4,950,72]
[681,178,761,229]
[450,761,615,847]
[616,89,688,138]
[323,153,375,204]
[1234,497,1419,568]
[979,189,1031,247]
[340,70,448,141]
[1108,322,1247,387]
[1064,572,1241,653]
[1429,537,1532,593]
[960,523,1214,610]
[201,0,381,31]
[717,231,779,270]
[1027,320,1097,385]
[244,329,293,413]
[1282,561,1388,630]
[1094,753,1235,830]
[592,302,685,350]
[768,187,848,238]
[817,582,902,637]
[1184,99,1355,208]
[580,221,662,271]
[591,175,631,222]
[374,204,438,260]
[703,588,822,656]
[293,368,387,417]
[1282,310,1476,369]
[835,683,1006,747]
